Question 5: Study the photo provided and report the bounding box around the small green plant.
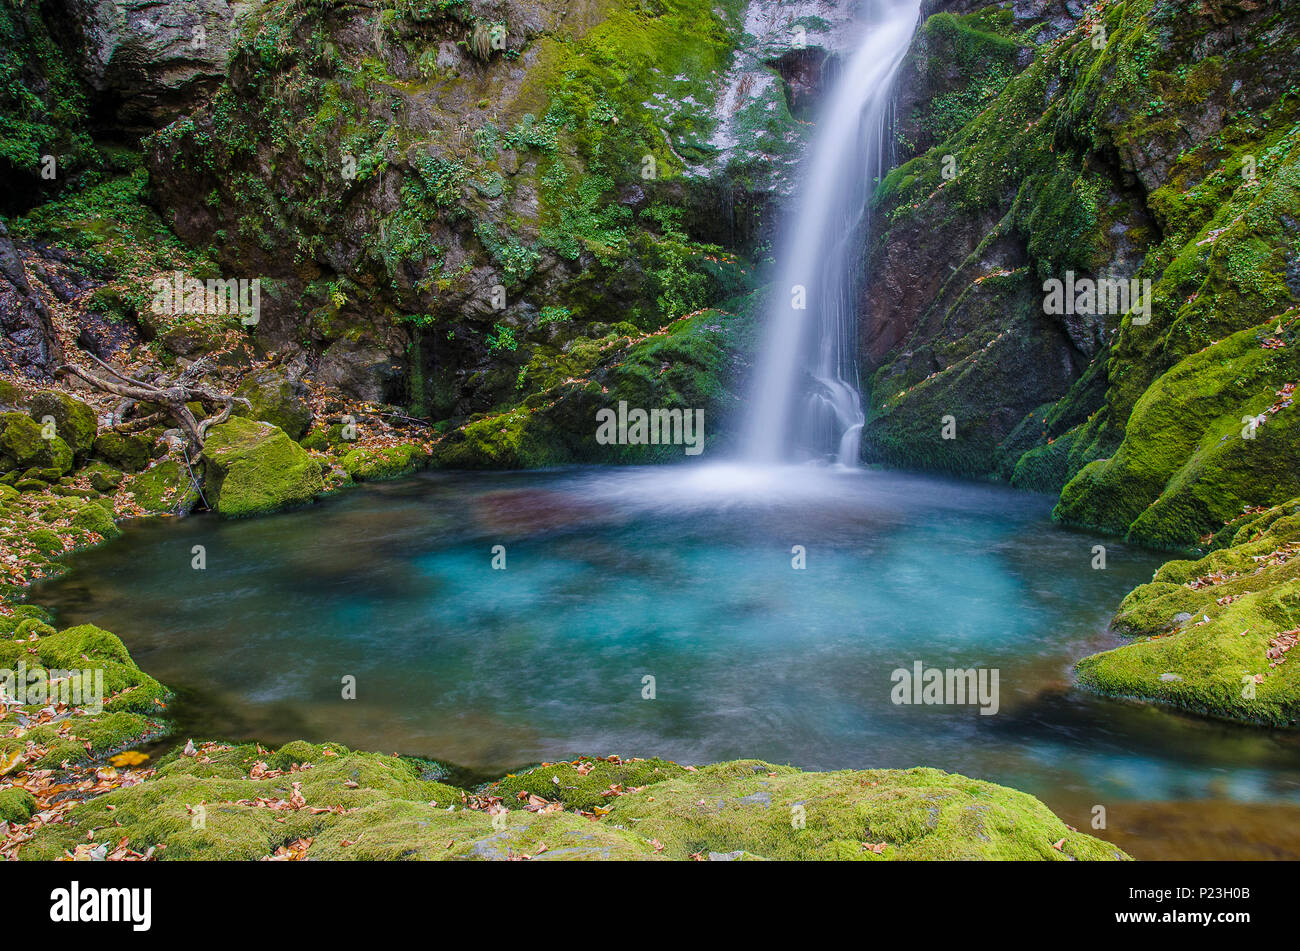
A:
[487,323,518,352]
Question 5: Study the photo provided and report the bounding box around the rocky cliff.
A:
[864,0,1299,552]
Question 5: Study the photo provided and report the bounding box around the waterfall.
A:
[742,0,921,466]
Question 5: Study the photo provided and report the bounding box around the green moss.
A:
[0,412,72,475]
[27,391,97,462]
[486,756,687,811]
[82,461,124,493]
[201,418,324,518]
[92,431,154,472]
[340,444,428,482]
[432,306,754,468]
[605,760,1125,861]
[70,499,120,539]
[1077,500,1300,725]
[233,370,313,441]
[1056,317,1300,548]
[123,458,201,516]
[25,525,62,554]
[0,788,36,823]
[20,747,1123,861]
[0,623,171,715]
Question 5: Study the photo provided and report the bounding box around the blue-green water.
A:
[33,465,1300,856]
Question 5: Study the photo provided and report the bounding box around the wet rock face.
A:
[0,222,61,380]
[702,0,865,198]
[863,0,1299,538]
[314,340,405,406]
[67,0,263,132]
[767,47,830,120]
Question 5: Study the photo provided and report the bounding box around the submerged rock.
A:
[201,417,323,518]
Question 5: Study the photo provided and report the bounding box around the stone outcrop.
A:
[201,416,323,518]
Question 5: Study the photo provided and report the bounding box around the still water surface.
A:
[34,465,1300,858]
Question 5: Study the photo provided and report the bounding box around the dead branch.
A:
[58,358,250,451]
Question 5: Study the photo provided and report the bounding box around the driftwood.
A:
[58,353,250,450]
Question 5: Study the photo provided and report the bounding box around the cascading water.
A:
[742,0,921,466]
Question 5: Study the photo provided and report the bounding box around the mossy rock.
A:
[1077,499,1300,726]
[1055,322,1300,549]
[14,618,56,638]
[0,413,72,475]
[0,379,26,413]
[0,604,53,636]
[0,788,36,823]
[82,461,125,493]
[604,760,1128,861]
[18,740,651,862]
[92,431,154,472]
[26,528,64,555]
[124,458,201,515]
[486,757,687,811]
[201,417,323,518]
[340,444,428,482]
[1,712,167,771]
[0,623,171,717]
[18,745,1123,861]
[70,499,121,539]
[233,368,314,441]
[28,390,98,462]
[0,623,171,773]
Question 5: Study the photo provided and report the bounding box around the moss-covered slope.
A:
[16,744,1127,861]
[864,0,1299,550]
[1076,497,1300,725]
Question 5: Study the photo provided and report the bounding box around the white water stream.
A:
[743,0,921,465]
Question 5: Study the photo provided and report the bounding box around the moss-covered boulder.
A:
[19,746,1125,861]
[486,757,687,811]
[1055,320,1300,549]
[1077,499,1300,726]
[26,527,63,555]
[18,740,653,862]
[0,412,72,475]
[28,390,98,462]
[92,430,154,472]
[0,788,37,823]
[340,444,428,482]
[69,498,121,539]
[430,308,755,468]
[233,368,313,441]
[123,458,201,516]
[82,460,125,493]
[0,623,171,772]
[604,760,1127,861]
[201,417,323,518]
